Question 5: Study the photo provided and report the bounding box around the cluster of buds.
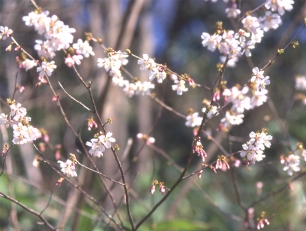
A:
[257,211,270,230]
[192,137,207,162]
[87,117,98,131]
[150,180,169,195]
[137,133,155,145]
[215,155,230,171]
[2,144,9,156]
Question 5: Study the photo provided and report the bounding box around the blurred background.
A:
[1,0,306,230]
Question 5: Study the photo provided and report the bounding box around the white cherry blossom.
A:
[58,159,77,177]
[185,112,203,127]
[172,80,188,95]
[37,61,57,77]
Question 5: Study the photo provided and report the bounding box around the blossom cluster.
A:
[150,180,168,195]
[185,67,270,129]
[23,10,75,59]
[21,10,95,75]
[219,67,270,128]
[185,101,221,128]
[97,51,156,97]
[201,1,293,67]
[0,101,41,145]
[138,54,167,83]
[86,132,116,157]
[137,133,155,145]
[192,137,208,162]
[280,143,306,176]
[240,130,272,165]
[97,51,193,97]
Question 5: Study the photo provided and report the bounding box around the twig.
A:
[135,147,196,229]
[248,170,306,208]
[76,160,124,186]
[40,190,53,216]
[0,191,56,231]
[11,71,19,100]
[58,82,92,111]
[32,143,124,230]
[152,96,186,119]
[261,23,306,71]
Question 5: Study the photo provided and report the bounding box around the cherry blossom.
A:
[0,101,41,145]
[220,111,244,127]
[97,50,129,72]
[86,138,106,157]
[185,112,202,127]
[22,59,37,71]
[100,132,116,149]
[172,80,188,95]
[58,159,77,177]
[282,154,300,176]
[295,75,306,90]
[225,4,241,18]
[138,54,157,71]
[86,132,116,157]
[37,61,57,77]
[202,104,220,119]
[72,39,95,57]
[0,26,13,40]
[259,11,282,32]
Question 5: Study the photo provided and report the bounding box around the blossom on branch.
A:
[58,159,77,177]
[240,129,272,164]
[0,26,13,40]
[97,50,129,72]
[185,112,202,127]
[37,61,57,77]
[22,59,37,71]
[193,137,207,162]
[172,80,188,95]
[73,39,95,57]
[281,154,300,176]
[86,132,116,157]
[23,10,76,58]
[0,101,41,145]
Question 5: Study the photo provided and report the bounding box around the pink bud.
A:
[159,185,166,195]
[150,185,155,195]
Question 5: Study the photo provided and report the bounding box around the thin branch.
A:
[40,190,53,216]
[135,148,196,230]
[261,23,306,71]
[0,191,56,231]
[152,96,186,119]
[248,170,306,208]
[11,71,19,100]
[32,143,124,231]
[230,166,247,211]
[76,160,124,186]
[58,82,92,111]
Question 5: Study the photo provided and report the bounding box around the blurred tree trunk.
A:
[133,0,154,174]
